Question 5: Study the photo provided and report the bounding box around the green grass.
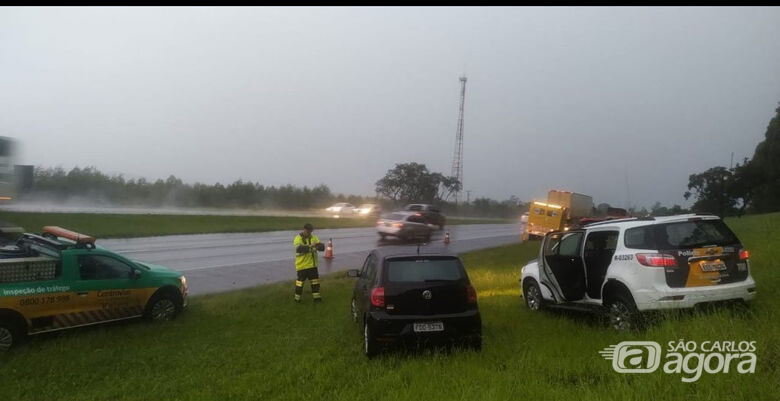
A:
[0,212,515,238]
[0,213,777,400]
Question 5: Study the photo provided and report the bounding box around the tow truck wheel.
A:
[523,279,544,312]
[0,320,20,354]
[145,291,182,321]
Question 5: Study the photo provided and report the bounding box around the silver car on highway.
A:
[325,203,356,217]
[376,211,433,242]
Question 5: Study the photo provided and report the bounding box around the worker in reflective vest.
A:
[293,223,324,302]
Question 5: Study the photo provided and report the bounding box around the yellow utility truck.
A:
[525,190,593,239]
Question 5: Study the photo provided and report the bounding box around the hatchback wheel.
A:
[468,336,482,351]
[350,299,358,323]
[523,280,543,311]
[364,321,379,358]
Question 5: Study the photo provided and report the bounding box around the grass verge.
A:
[0,213,777,400]
[0,212,515,238]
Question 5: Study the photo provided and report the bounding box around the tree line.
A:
[22,165,524,218]
[685,102,780,217]
[26,167,371,210]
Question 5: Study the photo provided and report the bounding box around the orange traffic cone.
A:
[444,232,450,245]
[325,238,334,259]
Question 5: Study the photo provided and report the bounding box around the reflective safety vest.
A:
[294,233,320,271]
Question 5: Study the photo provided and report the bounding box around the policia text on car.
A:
[293,223,325,302]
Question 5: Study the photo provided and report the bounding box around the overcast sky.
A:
[2,7,779,208]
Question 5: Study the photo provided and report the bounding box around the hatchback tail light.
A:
[392,222,403,227]
[739,249,750,260]
[466,285,477,304]
[370,287,385,307]
[636,253,677,267]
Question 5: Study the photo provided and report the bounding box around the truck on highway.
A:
[0,226,187,353]
[0,136,16,203]
[526,190,594,239]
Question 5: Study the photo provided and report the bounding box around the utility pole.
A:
[451,75,467,204]
[466,190,472,204]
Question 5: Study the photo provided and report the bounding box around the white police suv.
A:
[520,214,756,330]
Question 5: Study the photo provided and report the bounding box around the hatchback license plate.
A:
[413,322,444,333]
[701,261,727,272]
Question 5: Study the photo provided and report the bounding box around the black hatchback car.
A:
[347,246,482,358]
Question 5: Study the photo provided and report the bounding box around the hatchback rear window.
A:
[386,258,464,282]
[386,213,406,220]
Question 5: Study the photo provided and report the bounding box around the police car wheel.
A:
[523,280,543,312]
[605,294,640,331]
[0,322,19,354]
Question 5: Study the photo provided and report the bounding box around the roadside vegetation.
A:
[0,213,776,400]
[684,103,780,216]
[0,212,515,238]
[22,163,523,219]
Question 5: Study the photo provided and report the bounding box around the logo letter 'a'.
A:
[600,341,662,373]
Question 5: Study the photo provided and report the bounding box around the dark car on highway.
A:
[347,246,482,358]
[403,204,446,230]
[376,211,434,242]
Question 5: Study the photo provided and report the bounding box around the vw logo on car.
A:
[422,290,433,300]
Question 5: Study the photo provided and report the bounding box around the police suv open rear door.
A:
[538,231,587,303]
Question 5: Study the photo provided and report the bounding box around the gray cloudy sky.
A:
[2,7,779,208]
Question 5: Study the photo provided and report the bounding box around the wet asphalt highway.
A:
[100,224,522,296]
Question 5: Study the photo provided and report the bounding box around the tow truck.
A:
[526,190,594,239]
[0,226,187,353]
